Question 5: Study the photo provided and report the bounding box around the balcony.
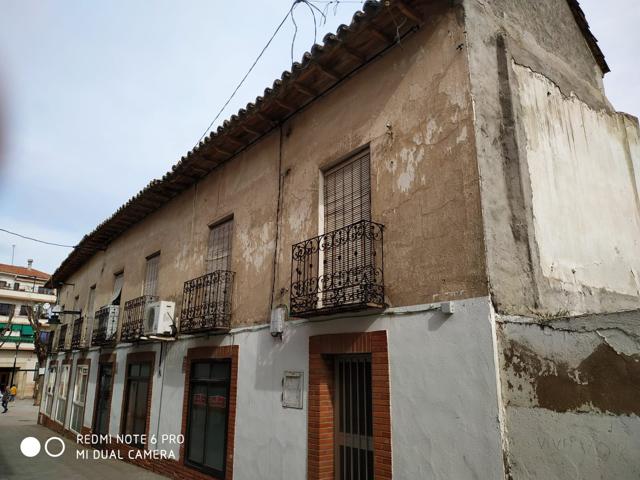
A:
[92,305,119,346]
[180,271,234,334]
[70,317,85,350]
[57,324,68,352]
[121,295,157,342]
[290,220,385,317]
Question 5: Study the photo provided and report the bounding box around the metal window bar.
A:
[57,324,68,351]
[92,305,119,346]
[335,354,374,480]
[71,317,84,349]
[290,220,384,317]
[121,295,157,342]
[180,271,234,333]
[144,254,160,297]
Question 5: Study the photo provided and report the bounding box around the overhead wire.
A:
[0,228,76,248]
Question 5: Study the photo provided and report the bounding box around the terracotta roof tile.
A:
[0,263,50,280]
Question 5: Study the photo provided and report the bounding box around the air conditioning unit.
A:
[105,305,120,340]
[144,301,175,336]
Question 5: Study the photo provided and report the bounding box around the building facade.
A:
[0,261,56,399]
[38,1,639,479]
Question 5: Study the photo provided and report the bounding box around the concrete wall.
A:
[42,297,506,480]
[54,3,487,335]
[495,310,640,479]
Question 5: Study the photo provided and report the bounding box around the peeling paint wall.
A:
[514,64,640,311]
[464,0,640,316]
[57,3,488,330]
[496,311,640,479]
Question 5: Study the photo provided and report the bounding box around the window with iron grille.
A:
[122,362,152,446]
[185,360,231,478]
[334,354,374,480]
[19,305,28,316]
[144,253,160,297]
[206,219,233,273]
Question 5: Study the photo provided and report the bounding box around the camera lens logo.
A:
[20,436,65,458]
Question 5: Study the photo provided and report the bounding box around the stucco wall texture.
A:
[47,1,640,479]
[56,5,487,330]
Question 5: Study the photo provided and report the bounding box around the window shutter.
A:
[324,150,371,233]
[206,219,233,273]
[144,254,160,297]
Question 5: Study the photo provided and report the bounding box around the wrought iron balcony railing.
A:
[92,305,119,346]
[290,220,385,317]
[57,324,68,351]
[71,317,85,350]
[180,270,234,334]
[121,295,157,342]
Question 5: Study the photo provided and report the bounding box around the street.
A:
[0,400,164,480]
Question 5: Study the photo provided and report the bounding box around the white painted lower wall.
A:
[41,296,506,479]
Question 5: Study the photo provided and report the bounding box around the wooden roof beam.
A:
[395,1,423,23]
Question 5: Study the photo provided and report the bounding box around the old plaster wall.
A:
[462,0,640,317]
[273,2,486,309]
[513,63,640,311]
[496,310,640,479]
[56,2,487,331]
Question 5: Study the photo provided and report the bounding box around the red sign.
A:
[208,395,226,409]
[192,393,206,407]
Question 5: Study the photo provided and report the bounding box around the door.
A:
[93,364,113,437]
[322,151,372,308]
[334,354,374,480]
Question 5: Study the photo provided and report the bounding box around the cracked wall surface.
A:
[464,0,640,478]
[496,311,640,479]
[464,0,640,317]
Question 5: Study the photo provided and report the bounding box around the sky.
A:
[0,0,638,275]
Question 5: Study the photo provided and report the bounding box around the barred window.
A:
[206,219,233,273]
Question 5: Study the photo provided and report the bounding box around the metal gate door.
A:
[335,354,374,479]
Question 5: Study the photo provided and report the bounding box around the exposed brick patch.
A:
[308,330,392,480]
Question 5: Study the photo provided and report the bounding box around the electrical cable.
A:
[0,228,76,248]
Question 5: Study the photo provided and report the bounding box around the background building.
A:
[38,1,639,479]
[0,260,56,399]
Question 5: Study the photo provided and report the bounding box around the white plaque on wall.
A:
[282,371,304,409]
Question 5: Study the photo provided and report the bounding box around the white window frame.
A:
[55,364,70,424]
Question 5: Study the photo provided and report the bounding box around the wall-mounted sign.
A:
[282,371,304,409]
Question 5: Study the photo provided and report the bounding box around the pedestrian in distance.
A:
[9,385,16,402]
[0,384,8,413]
